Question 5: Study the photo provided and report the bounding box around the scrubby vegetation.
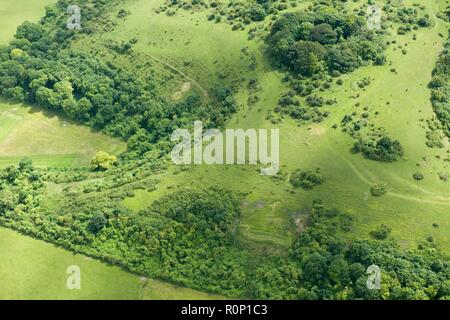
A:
[265,5,386,124]
[91,151,117,171]
[0,162,248,296]
[253,201,450,300]
[290,169,324,189]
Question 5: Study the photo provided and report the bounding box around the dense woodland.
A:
[266,9,386,76]
[0,0,449,299]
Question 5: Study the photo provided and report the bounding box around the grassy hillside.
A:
[0,100,126,168]
[92,0,449,252]
[0,226,143,299]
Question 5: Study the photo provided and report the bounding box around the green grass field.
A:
[104,0,449,252]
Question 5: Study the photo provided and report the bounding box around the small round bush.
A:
[290,169,325,189]
[370,183,387,197]
[413,172,424,180]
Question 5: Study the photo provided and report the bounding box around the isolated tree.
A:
[290,169,325,189]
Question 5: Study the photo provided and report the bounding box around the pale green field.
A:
[0,227,226,299]
[0,227,143,299]
[108,0,450,252]
[0,0,56,45]
[0,100,126,168]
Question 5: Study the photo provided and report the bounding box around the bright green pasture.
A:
[114,0,449,252]
[0,227,143,299]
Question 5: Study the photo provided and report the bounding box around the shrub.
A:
[438,172,448,182]
[370,183,387,197]
[290,169,325,189]
[374,54,386,65]
[413,172,424,180]
[355,135,404,162]
[370,224,391,240]
[91,151,117,171]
